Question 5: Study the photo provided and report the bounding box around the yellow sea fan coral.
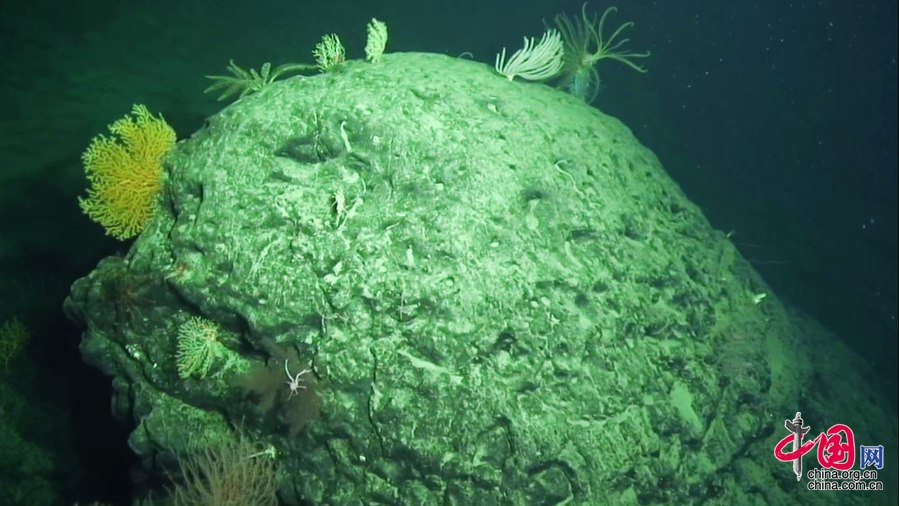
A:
[78,104,176,240]
[176,316,222,379]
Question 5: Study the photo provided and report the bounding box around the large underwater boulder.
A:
[65,52,896,505]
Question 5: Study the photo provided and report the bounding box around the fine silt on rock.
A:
[65,53,896,505]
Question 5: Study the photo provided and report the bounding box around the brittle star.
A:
[284,359,311,399]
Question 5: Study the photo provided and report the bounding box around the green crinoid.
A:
[553,3,650,102]
[204,60,316,102]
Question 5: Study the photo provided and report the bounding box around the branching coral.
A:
[78,104,175,240]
